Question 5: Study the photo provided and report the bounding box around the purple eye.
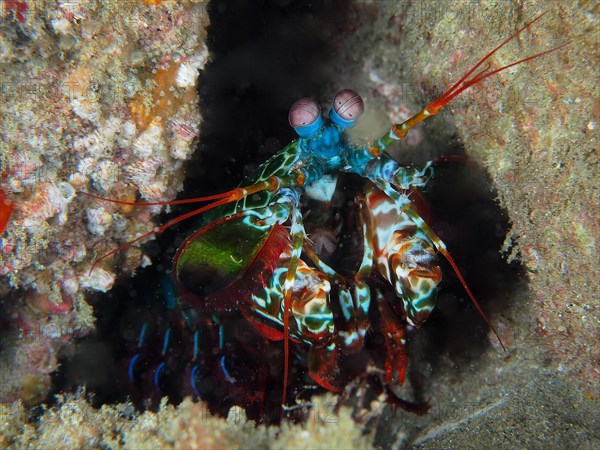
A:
[289,98,324,138]
[288,98,321,128]
[333,89,364,120]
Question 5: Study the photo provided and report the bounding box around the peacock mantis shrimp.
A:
[83,12,567,419]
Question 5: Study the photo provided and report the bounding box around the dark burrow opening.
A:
[53,0,524,427]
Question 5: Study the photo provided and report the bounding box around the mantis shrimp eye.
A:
[289,98,324,138]
[330,89,364,128]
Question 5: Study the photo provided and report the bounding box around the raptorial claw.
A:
[308,343,344,392]
[376,291,409,385]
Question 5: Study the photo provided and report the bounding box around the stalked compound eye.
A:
[289,98,324,138]
[330,89,364,128]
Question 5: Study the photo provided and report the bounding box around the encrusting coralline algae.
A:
[0,391,373,449]
[0,0,208,404]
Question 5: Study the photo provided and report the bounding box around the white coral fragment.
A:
[133,122,165,157]
[80,268,115,293]
[125,158,161,186]
[71,96,101,124]
[85,207,113,235]
[175,62,199,88]
[21,182,65,229]
[57,181,76,224]
[51,17,72,35]
[91,160,120,192]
